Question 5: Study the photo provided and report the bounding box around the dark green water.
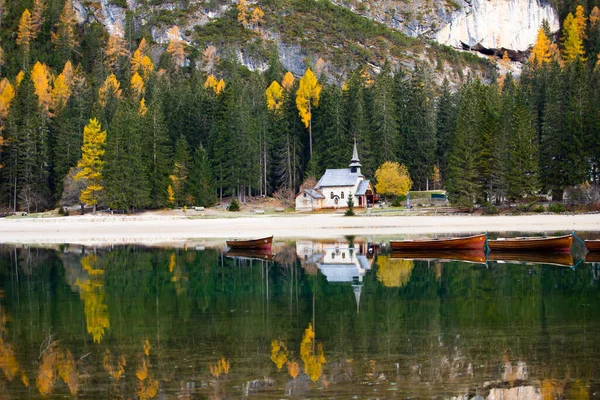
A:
[0,239,599,399]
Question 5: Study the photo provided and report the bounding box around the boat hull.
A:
[226,236,273,250]
[391,250,486,264]
[487,234,572,252]
[585,240,600,252]
[389,234,486,251]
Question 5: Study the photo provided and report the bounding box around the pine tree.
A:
[371,63,398,169]
[171,135,191,206]
[435,79,458,184]
[16,9,35,69]
[52,0,79,65]
[103,104,150,211]
[74,118,105,212]
[187,145,216,207]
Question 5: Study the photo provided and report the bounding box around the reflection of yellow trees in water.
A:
[300,323,326,382]
[376,257,414,288]
[137,339,159,400]
[287,361,299,379]
[168,252,188,295]
[209,357,230,378]
[36,343,78,396]
[564,380,589,399]
[103,349,126,380]
[0,290,29,388]
[270,340,288,370]
[541,379,565,399]
[76,254,110,343]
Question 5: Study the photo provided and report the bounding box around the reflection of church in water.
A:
[296,240,374,311]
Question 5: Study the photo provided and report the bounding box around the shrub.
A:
[391,195,406,207]
[483,204,499,215]
[345,194,355,216]
[531,204,545,213]
[549,203,566,213]
[228,198,240,211]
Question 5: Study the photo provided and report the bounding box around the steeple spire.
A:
[349,138,362,173]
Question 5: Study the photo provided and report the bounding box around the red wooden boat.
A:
[226,236,272,250]
[487,234,572,252]
[487,251,574,267]
[584,240,600,252]
[389,234,486,251]
[391,250,486,264]
[585,252,600,263]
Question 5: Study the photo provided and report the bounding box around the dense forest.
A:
[0,0,599,212]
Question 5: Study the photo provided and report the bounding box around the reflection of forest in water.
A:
[0,241,599,399]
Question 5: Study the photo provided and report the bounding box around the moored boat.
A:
[487,234,572,252]
[585,252,600,263]
[488,251,574,267]
[584,240,600,252]
[226,236,273,250]
[389,234,486,251]
[391,250,486,264]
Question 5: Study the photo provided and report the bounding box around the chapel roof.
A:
[316,169,362,188]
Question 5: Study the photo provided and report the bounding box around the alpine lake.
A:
[1,232,600,399]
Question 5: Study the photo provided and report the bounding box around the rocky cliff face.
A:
[435,0,559,52]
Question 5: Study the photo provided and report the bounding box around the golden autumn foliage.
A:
[131,72,145,97]
[0,78,15,121]
[250,6,265,26]
[167,184,175,205]
[266,80,284,112]
[204,75,225,95]
[144,339,152,357]
[270,340,288,370]
[36,344,78,396]
[209,357,230,378]
[376,257,414,288]
[0,338,20,381]
[300,323,326,382]
[314,57,327,77]
[202,45,218,73]
[75,119,106,208]
[497,51,511,89]
[103,349,127,381]
[32,61,52,116]
[282,71,295,91]
[432,165,442,190]
[591,6,600,28]
[138,97,148,116]
[76,254,110,343]
[31,0,45,32]
[530,28,553,67]
[132,51,154,80]
[562,12,586,63]
[16,71,25,86]
[287,361,299,379]
[51,61,74,112]
[296,69,321,129]
[16,9,35,48]
[374,161,412,197]
[573,5,587,39]
[98,73,123,108]
[237,0,250,27]
[166,26,185,68]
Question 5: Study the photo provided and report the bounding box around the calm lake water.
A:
[1,236,599,399]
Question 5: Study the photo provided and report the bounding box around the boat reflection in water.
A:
[488,251,575,267]
[225,248,275,262]
[390,250,487,264]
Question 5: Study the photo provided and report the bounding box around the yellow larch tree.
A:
[562,12,586,63]
[16,71,25,87]
[591,6,600,28]
[530,27,552,67]
[103,349,127,381]
[51,61,74,113]
[237,0,250,27]
[497,50,511,89]
[202,45,218,74]
[287,361,299,379]
[573,5,587,39]
[0,78,15,122]
[374,161,412,199]
[74,118,106,212]
[31,61,52,117]
[75,254,110,343]
[204,74,225,95]
[282,71,295,91]
[105,30,129,72]
[215,78,225,94]
[98,73,123,108]
[376,257,414,287]
[266,80,284,112]
[166,26,185,68]
[296,68,321,158]
[138,97,148,116]
[130,72,145,98]
[270,340,288,370]
[250,6,265,30]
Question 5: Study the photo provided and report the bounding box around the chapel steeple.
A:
[349,138,361,174]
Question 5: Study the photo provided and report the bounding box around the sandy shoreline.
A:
[1,213,599,245]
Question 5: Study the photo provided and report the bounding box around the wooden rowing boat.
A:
[487,234,572,252]
[391,250,486,264]
[584,240,600,252]
[226,249,274,261]
[389,234,486,251]
[226,236,273,250]
[488,251,574,267]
